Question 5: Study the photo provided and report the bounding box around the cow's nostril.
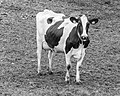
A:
[81,36,87,40]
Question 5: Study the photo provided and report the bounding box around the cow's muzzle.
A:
[81,36,88,41]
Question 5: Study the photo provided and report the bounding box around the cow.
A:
[36,9,98,83]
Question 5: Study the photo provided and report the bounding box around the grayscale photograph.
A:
[0,0,120,96]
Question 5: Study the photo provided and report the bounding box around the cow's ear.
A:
[70,17,78,23]
[89,18,98,25]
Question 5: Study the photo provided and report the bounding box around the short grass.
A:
[0,0,120,96]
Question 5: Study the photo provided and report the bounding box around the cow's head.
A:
[70,15,98,41]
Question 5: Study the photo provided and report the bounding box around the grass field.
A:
[0,0,120,96]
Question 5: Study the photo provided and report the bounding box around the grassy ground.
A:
[0,0,120,96]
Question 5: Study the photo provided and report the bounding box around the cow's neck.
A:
[65,26,82,54]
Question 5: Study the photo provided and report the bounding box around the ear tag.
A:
[73,20,77,23]
[92,21,96,24]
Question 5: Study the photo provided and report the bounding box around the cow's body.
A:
[36,9,98,83]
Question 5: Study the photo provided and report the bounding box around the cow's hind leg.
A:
[65,54,71,83]
[36,33,43,74]
[48,50,54,74]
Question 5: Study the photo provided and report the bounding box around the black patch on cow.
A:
[45,21,64,48]
[47,17,54,24]
[86,23,90,34]
[65,27,82,54]
[67,65,71,70]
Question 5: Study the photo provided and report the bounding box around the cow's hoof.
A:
[65,77,70,84]
[48,71,53,75]
[76,82,80,85]
[75,79,82,85]
[65,80,70,84]
[76,81,83,85]
[37,72,43,76]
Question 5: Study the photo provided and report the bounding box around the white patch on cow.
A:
[71,44,84,60]
[77,31,81,38]
[57,18,69,29]
[80,15,88,37]
[53,16,64,23]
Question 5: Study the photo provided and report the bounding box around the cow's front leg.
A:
[65,54,71,83]
[76,49,85,83]
[48,50,54,74]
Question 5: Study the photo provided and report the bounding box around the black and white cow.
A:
[36,9,98,83]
